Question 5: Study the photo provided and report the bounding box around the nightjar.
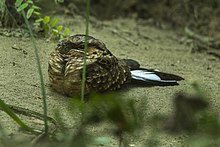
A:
[48,34,183,96]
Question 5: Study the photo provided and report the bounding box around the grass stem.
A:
[81,0,90,101]
[21,11,48,135]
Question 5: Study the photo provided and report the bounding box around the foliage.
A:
[0,93,142,146]
[48,93,142,146]
[70,94,142,133]
[0,0,23,27]
[0,0,7,25]
[0,99,40,135]
[15,0,70,39]
[147,83,220,146]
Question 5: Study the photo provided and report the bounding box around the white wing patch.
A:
[131,70,176,83]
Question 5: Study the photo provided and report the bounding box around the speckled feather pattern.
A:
[48,34,131,96]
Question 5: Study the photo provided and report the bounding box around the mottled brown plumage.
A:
[48,34,131,96]
[49,34,184,96]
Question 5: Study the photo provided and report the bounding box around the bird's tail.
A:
[131,69,184,86]
[122,59,184,86]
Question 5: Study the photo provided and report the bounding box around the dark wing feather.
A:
[131,69,184,86]
[86,55,131,92]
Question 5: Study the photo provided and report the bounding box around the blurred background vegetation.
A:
[1,0,220,34]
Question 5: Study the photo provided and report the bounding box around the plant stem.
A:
[21,11,48,134]
[81,0,90,101]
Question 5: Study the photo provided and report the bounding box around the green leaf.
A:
[64,27,70,36]
[52,29,59,34]
[17,3,28,12]
[27,0,33,4]
[26,8,34,19]
[15,0,23,7]
[57,25,63,32]
[43,16,50,24]
[33,11,41,16]
[35,18,43,23]
[0,99,39,135]
[32,5,41,10]
[50,18,58,28]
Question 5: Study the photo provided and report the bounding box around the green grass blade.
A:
[0,99,39,135]
[21,10,48,135]
[81,0,90,101]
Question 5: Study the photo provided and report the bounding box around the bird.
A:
[48,34,184,96]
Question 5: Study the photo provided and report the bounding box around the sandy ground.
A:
[0,15,220,146]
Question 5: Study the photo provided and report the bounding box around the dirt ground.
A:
[0,14,220,146]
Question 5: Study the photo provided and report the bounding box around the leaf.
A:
[33,11,41,16]
[0,99,39,135]
[57,25,63,32]
[64,27,70,36]
[15,0,23,7]
[43,16,50,24]
[27,0,33,4]
[35,18,43,23]
[17,3,29,12]
[50,18,58,28]
[32,5,41,10]
[26,8,34,19]
[52,29,59,34]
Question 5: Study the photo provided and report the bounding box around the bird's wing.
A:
[131,69,184,86]
[48,50,67,94]
[85,54,131,92]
